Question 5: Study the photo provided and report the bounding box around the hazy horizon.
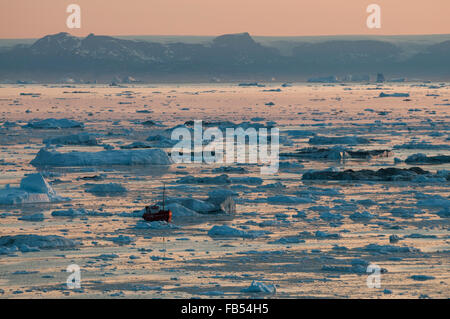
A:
[1,0,449,39]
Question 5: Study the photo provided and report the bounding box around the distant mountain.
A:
[0,32,449,82]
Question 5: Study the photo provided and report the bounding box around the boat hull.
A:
[142,209,172,222]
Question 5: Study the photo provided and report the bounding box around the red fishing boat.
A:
[142,184,172,222]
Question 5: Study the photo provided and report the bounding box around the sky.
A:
[0,0,449,39]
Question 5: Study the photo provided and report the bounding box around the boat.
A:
[142,184,172,222]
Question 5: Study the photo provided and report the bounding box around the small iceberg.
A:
[0,173,67,205]
[379,92,410,98]
[241,281,276,294]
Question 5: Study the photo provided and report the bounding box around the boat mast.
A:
[162,183,165,211]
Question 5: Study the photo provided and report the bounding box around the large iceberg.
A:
[30,148,173,167]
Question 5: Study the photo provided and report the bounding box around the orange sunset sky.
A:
[0,0,449,39]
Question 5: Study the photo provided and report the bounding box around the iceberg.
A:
[43,133,98,146]
[0,173,66,205]
[308,136,370,145]
[18,213,45,222]
[208,225,270,239]
[30,148,172,167]
[85,183,128,196]
[0,234,79,254]
[241,281,276,294]
[25,118,84,129]
[405,153,450,165]
[302,167,436,182]
[379,92,410,98]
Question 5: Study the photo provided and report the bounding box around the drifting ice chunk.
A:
[85,183,127,196]
[136,220,180,229]
[267,195,314,205]
[30,148,172,166]
[51,208,112,217]
[360,244,418,253]
[18,213,45,222]
[105,235,135,245]
[25,118,84,129]
[241,281,276,294]
[394,142,450,150]
[379,92,410,98]
[208,225,270,239]
[0,235,78,253]
[176,174,230,184]
[405,153,450,165]
[43,133,98,146]
[349,211,376,220]
[302,167,432,182]
[309,136,370,145]
[315,231,341,239]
